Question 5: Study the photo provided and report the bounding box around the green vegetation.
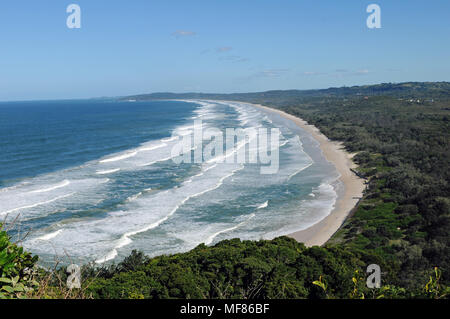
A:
[41,239,445,299]
[85,238,369,299]
[1,82,449,299]
[2,234,447,299]
[0,224,38,299]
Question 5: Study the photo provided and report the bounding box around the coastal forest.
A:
[1,82,449,299]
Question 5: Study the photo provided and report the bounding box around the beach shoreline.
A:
[226,101,366,247]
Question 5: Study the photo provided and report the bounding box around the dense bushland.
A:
[82,239,446,299]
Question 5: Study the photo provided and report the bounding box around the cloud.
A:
[219,55,250,63]
[355,69,370,75]
[333,69,371,77]
[216,47,233,53]
[300,69,371,78]
[210,46,249,63]
[252,69,290,78]
[172,30,196,38]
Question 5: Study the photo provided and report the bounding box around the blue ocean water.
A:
[0,99,340,265]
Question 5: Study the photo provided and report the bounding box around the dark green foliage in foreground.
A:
[0,224,39,298]
[85,238,376,299]
[84,239,447,299]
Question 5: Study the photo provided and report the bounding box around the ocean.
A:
[0,99,341,266]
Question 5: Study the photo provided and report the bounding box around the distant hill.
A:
[120,82,450,102]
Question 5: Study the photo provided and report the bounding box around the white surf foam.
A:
[184,164,218,183]
[161,136,179,143]
[36,229,63,241]
[204,214,255,245]
[28,180,70,194]
[95,249,120,264]
[95,164,245,263]
[186,165,244,200]
[99,151,138,163]
[139,143,167,151]
[96,168,120,175]
[287,162,314,181]
[0,182,31,193]
[137,156,174,167]
[0,192,75,216]
[257,201,269,209]
[125,192,143,202]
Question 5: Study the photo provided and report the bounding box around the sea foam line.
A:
[204,213,256,246]
[137,156,174,167]
[287,162,313,181]
[184,164,218,184]
[137,144,199,167]
[257,201,269,209]
[99,139,172,165]
[0,192,75,216]
[97,102,211,167]
[28,180,71,194]
[186,165,244,200]
[125,191,144,202]
[96,168,121,175]
[99,151,138,163]
[36,229,63,241]
[0,182,31,193]
[206,129,258,164]
[287,135,314,181]
[139,143,167,151]
[161,136,179,143]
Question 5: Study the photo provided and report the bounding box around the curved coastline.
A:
[218,100,366,247]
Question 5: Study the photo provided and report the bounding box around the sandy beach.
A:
[245,102,366,247]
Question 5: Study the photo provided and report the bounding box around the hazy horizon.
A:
[2,80,449,103]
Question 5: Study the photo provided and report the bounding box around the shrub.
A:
[0,224,39,299]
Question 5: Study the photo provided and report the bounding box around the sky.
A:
[0,0,449,101]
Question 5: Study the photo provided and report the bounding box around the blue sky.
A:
[0,0,449,100]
